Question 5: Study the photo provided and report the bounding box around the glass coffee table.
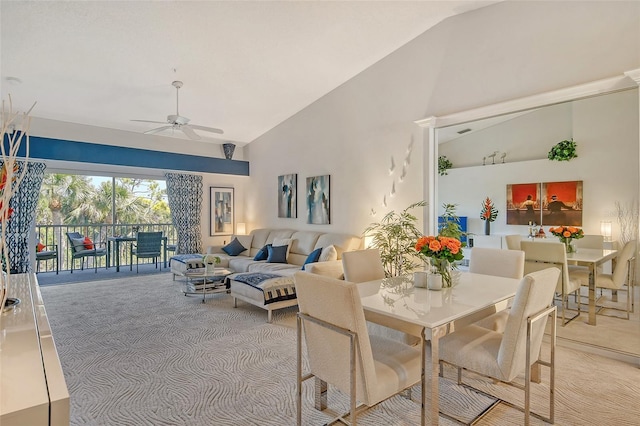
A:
[184,267,232,303]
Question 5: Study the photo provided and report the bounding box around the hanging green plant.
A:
[548,138,577,161]
[438,155,453,176]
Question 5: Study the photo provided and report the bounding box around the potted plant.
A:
[438,155,453,176]
[548,138,577,161]
[363,201,426,277]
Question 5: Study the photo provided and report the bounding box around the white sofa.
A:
[207,228,362,321]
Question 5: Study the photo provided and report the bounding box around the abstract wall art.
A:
[306,175,330,224]
[210,187,234,236]
[278,174,297,218]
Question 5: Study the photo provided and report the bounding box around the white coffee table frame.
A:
[184,267,231,303]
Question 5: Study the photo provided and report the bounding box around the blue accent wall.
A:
[5,135,249,176]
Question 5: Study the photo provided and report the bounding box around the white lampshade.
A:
[236,222,247,235]
[600,221,612,242]
[363,235,374,249]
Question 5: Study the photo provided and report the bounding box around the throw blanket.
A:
[231,273,296,305]
[170,254,204,268]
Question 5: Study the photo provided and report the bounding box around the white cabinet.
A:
[469,235,504,249]
[0,274,69,426]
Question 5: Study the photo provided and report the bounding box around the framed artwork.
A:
[541,180,583,226]
[506,180,583,226]
[278,174,297,218]
[306,175,330,224]
[506,182,542,225]
[210,187,234,236]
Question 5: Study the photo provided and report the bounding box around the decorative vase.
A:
[413,271,428,288]
[430,258,452,288]
[222,143,236,160]
[484,220,491,236]
[563,239,575,253]
[427,273,443,291]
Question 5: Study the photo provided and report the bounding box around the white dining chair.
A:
[439,267,559,426]
[521,241,583,326]
[466,247,525,331]
[342,248,421,345]
[505,234,523,250]
[571,239,636,319]
[294,271,423,425]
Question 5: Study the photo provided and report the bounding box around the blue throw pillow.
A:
[267,244,288,263]
[253,244,271,261]
[222,238,246,256]
[301,247,323,270]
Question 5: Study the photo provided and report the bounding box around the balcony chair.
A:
[66,232,107,273]
[130,231,163,273]
[439,268,559,426]
[521,241,583,326]
[294,271,423,426]
[36,244,58,274]
[342,248,422,345]
[463,247,525,332]
[571,239,636,319]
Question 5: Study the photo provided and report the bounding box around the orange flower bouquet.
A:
[549,226,584,253]
[415,235,463,287]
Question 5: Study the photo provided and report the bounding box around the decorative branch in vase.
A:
[0,96,35,312]
[480,197,498,235]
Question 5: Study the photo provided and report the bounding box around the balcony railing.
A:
[35,223,177,273]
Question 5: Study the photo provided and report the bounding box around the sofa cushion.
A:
[234,235,254,254]
[222,238,246,256]
[302,247,322,270]
[319,245,338,262]
[253,244,271,261]
[315,233,362,259]
[273,237,292,259]
[267,244,288,263]
[229,257,262,272]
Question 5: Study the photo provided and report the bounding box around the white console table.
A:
[0,273,69,426]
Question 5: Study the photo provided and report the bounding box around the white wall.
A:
[246,1,640,237]
[437,90,639,242]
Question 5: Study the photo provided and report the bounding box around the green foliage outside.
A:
[36,174,171,226]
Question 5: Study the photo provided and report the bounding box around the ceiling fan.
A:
[132,80,223,140]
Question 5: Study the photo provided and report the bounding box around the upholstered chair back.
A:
[342,249,386,283]
[295,272,378,405]
[521,241,577,295]
[612,240,637,288]
[469,247,525,279]
[498,268,559,381]
[504,234,522,250]
[573,234,604,249]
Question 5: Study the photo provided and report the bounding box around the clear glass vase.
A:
[430,258,452,288]
[563,239,575,253]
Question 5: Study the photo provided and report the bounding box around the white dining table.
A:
[356,272,521,426]
[566,248,618,325]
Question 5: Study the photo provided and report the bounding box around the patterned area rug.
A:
[41,273,496,425]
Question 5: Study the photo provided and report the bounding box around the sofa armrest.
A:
[207,245,225,254]
[304,260,344,279]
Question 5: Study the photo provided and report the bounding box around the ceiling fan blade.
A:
[181,125,202,140]
[132,119,168,124]
[144,126,173,135]
[188,124,224,135]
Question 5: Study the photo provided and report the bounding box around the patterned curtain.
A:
[3,161,46,273]
[165,173,203,254]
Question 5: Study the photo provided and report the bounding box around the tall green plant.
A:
[438,203,466,243]
[363,201,426,277]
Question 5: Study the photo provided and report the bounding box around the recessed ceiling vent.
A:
[457,128,472,135]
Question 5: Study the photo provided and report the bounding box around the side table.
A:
[184,267,232,303]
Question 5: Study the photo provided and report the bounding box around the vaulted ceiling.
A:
[1,1,497,146]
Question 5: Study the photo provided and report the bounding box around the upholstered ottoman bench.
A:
[227,272,298,323]
[170,254,206,279]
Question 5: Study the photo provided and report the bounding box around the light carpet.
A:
[41,273,494,425]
